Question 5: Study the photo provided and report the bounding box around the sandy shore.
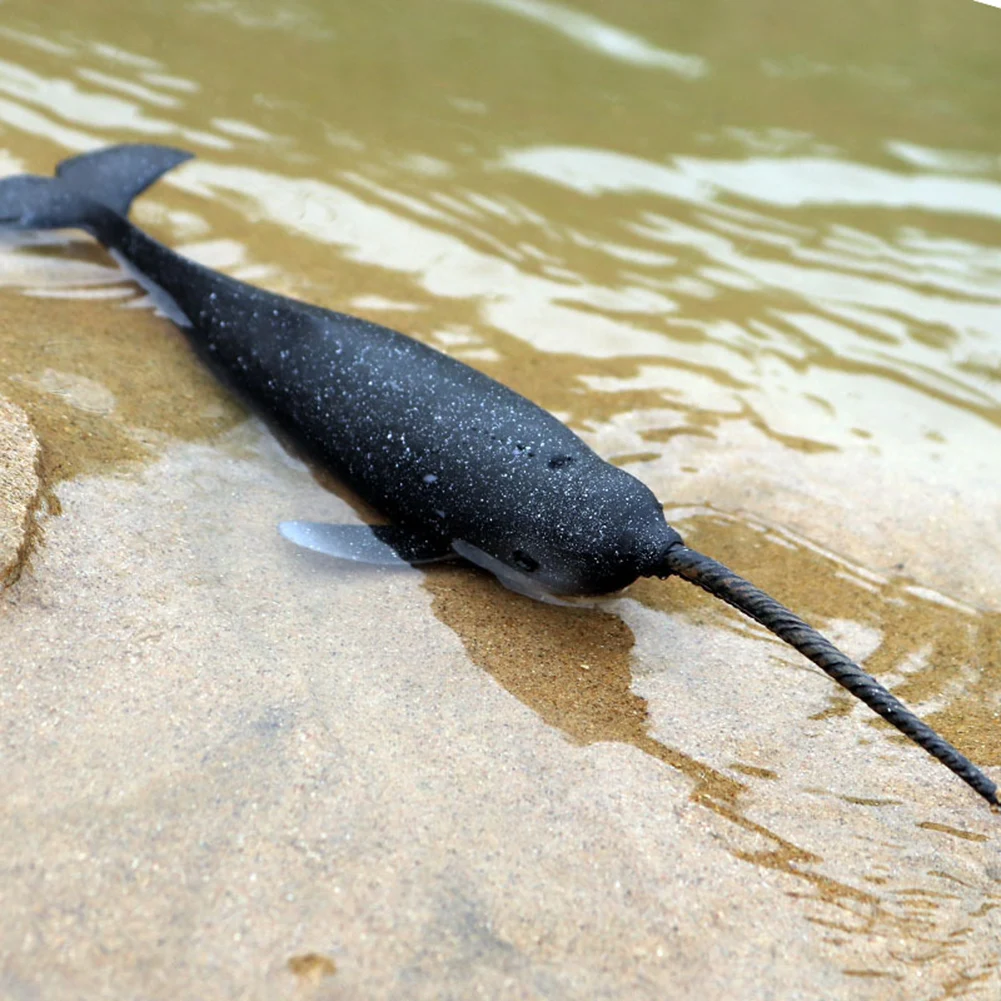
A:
[2,398,998,1000]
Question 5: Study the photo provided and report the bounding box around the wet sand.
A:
[2,370,998,1000]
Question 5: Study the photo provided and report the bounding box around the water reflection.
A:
[470,0,708,78]
[2,18,1000,462]
[0,53,227,149]
[505,144,1001,217]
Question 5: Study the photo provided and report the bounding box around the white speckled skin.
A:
[119,221,680,596]
[2,144,681,596]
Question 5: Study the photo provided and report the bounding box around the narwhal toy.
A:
[1,144,995,808]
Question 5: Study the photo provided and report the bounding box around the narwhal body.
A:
[1,144,995,808]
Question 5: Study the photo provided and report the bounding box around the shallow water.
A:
[1,1,1000,998]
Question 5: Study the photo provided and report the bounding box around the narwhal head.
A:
[452,455,682,600]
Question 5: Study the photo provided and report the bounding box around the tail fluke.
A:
[659,544,1000,808]
[0,143,193,232]
[0,175,100,230]
[56,144,193,217]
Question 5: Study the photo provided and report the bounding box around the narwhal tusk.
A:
[657,544,999,808]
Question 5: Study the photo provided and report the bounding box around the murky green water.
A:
[2,1,1000,998]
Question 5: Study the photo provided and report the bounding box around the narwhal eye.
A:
[512,550,539,573]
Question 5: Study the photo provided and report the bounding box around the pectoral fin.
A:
[279,521,454,566]
[452,539,577,606]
